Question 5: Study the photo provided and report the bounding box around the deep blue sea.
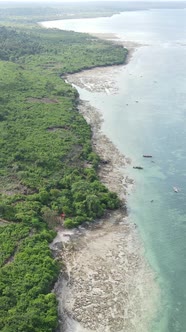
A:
[42,9,186,332]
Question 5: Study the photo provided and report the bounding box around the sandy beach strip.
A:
[51,42,159,332]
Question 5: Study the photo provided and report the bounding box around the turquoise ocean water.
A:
[42,9,186,332]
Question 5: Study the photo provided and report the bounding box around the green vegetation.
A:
[0,228,58,332]
[0,23,127,331]
[0,25,126,70]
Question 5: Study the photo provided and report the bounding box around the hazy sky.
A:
[0,0,125,2]
[0,0,184,2]
[0,0,145,2]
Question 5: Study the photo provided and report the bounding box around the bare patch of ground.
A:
[1,175,32,196]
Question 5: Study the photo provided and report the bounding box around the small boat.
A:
[133,166,143,170]
[143,155,152,158]
[173,187,179,193]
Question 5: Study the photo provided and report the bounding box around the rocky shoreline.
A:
[51,41,159,332]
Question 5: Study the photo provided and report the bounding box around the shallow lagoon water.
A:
[42,9,186,331]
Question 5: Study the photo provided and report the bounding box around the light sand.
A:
[53,211,158,332]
